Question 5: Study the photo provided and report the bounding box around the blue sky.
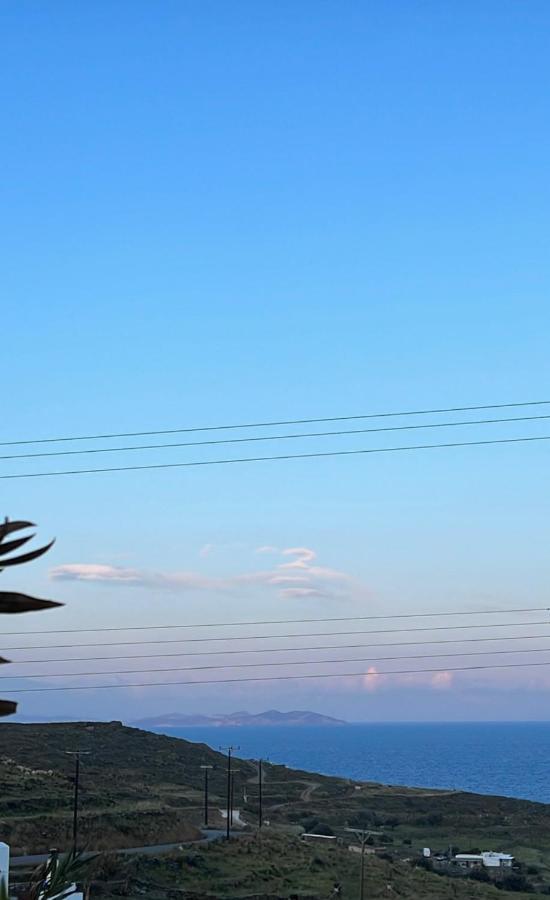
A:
[1,1,549,721]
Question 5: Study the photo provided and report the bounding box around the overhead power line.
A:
[2,399,549,447]
[2,606,546,637]
[1,434,550,480]
[7,632,550,665]
[2,413,549,462]
[4,645,550,681]
[6,659,550,693]
[2,619,549,652]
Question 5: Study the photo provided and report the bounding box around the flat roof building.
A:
[455,852,513,870]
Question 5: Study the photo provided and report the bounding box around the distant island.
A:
[131,709,347,728]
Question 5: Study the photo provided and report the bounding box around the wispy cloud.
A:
[199,544,214,558]
[50,546,358,602]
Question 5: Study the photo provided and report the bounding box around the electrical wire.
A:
[2,399,549,447]
[1,434,550,480]
[2,606,546,637]
[2,619,549,652]
[2,413,549,462]
[4,645,550,680]
[6,659,550,692]
[6,632,550,665]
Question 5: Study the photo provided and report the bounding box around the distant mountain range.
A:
[132,709,347,728]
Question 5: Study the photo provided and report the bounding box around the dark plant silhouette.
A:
[0,518,62,717]
[0,849,94,899]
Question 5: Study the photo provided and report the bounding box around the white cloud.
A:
[280,547,317,569]
[50,545,359,602]
[199,544,214,558]
[280,587,329,598]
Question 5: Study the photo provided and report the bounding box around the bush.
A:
[412,813,443,827]
[415,857,433,871]
[470,868,491,883]
[308,822,334,836]
[500,873,534,893]
[347,812,372,829]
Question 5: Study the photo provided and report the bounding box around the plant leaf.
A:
[0,520,35,541]
[0,592,63,613]
[0,539,56,568]
[29,850,96,899]
[0,534,34,556]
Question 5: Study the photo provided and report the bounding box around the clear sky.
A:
[1,0,549,721]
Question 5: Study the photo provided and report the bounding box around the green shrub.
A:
[500,873,534,893]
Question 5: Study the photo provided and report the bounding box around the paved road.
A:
[10,829,237,868]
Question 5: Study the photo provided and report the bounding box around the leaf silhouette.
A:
[0,520,35,540]
[0,517,60,720]
[0,591,62,613]
[0,539,55,568]
[0,533,35,556]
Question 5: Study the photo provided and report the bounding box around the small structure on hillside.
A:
[454,851,514,871]
[0,843,9,890]
[301,833,338,843]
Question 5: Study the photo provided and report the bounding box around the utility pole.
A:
[257,758,268,829]
[346,828,368,900]
[65,750,91,854]
[200,764,214,828]
[258,758,263,829]
[220,746,239,840]
[360,832,366,900]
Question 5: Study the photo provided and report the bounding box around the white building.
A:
[0,843,9,892]
[455,851,514,870]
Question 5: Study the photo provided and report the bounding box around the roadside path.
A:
[10,830,238,868]
[300,782,320,802]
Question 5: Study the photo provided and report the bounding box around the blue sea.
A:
[149,723,550,805]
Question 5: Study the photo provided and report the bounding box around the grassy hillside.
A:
[1,721,549,897]
[86,832,537,899]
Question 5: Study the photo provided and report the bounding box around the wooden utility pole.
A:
[200,764,214,827]
[258,758,263,829]
[220,746,239,839]
[65,750,91,853]
[346,828,368,900]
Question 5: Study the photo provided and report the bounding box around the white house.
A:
[455,851,513,870]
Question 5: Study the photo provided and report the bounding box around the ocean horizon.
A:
[145,721,550,805]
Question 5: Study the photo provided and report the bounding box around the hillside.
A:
[0,721,548,897]
[88,832,537,900]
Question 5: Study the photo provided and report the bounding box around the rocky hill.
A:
[132,709,347,727]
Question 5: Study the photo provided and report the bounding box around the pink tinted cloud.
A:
[431,671,454,689]
[362,666,381,693]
